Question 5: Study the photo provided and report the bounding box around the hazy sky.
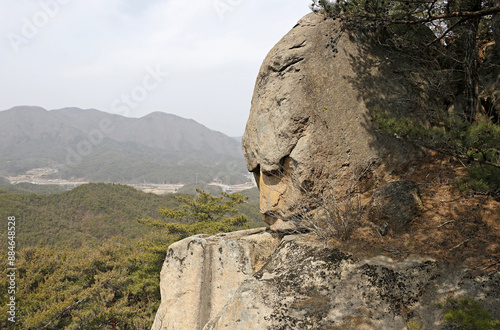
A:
[0,0,311,136]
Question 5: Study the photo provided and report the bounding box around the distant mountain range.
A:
[0,106,247,184]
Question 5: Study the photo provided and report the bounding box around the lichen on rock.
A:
[204,237,499,329]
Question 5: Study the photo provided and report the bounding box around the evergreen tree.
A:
[138,189,250,239]
[311,0,500,195]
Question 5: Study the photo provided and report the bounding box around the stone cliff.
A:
[152,13,499,330]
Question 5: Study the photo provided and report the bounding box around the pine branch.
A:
[343,5,500,25]
[41,298,87,329]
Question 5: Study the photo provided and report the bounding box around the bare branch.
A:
[426,17,469,47]
[449,239,470,251]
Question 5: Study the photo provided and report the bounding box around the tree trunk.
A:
[493,1,500,58]
[462,0,481,122]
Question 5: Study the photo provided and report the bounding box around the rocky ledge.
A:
[153,229,499,329]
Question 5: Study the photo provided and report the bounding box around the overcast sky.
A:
[0,0,311,136]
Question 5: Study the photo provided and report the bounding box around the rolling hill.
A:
[0,183,261,248]
[0,106,247,184]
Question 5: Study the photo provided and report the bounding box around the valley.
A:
[5,167,256,194]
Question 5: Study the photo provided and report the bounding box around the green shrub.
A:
[372,107,500,195]
[456,165,500,194]
[138,189,250,240]
[406,319,423,330]
[438,297,500,330]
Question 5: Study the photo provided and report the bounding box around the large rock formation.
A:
[151,228,281,330]
[242,13,427,229]
[151,12,500,330]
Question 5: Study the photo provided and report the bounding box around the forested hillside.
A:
[0,183,261,247]
[0,184,261,329]
[0,183,180,247]
[0,182,68,195]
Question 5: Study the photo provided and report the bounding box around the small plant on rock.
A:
[406,319,423,330]
[437,296,500,330]
[293,182,364,242]
[266,166,369,242]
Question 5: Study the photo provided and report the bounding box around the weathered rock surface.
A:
[151,228,280,330]
[153,231,499,329]
[205,236,499,330]
[242,13,426,227]
[368,181,423,234]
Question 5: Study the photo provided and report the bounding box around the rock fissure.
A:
[269,56,305,74]
[198,242,214,329]
[289,40,307,50]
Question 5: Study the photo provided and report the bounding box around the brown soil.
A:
[333,151,500,275]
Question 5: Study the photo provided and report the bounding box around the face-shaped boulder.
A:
[242,13,423,229]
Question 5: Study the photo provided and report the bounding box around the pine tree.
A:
[312,0,500,195]
[138,189,250,239]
